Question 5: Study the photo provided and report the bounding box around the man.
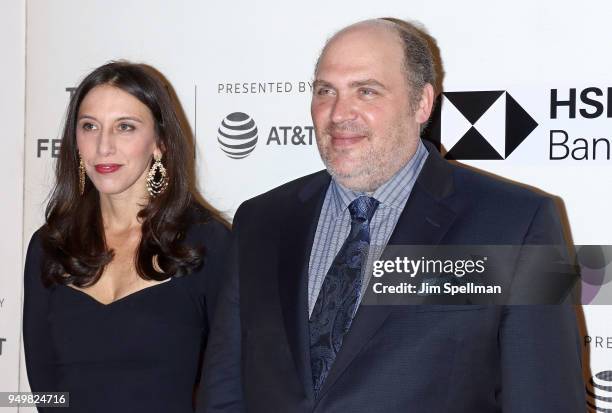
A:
[200,18,585,412]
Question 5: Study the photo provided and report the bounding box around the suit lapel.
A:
[316,142,458,401]
[277,171,330,403]
[385,139,457,247]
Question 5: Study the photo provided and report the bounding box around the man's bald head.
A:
[315,18,436,111]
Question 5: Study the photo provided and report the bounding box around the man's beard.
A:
[316,122,415,192]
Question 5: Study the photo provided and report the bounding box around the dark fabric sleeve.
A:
[500,198,585,412]
[196,208,246,413]
[184,216,232,324]
[201,219,232,325]
[499,306,585,412]
[23,230,58,395]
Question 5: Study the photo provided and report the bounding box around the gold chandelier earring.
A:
[79,157,86,195]
[146,153,169,197]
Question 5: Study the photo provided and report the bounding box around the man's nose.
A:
[330,94,357,124]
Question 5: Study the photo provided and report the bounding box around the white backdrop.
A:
[0,2,25,412]
[4,0,612,411]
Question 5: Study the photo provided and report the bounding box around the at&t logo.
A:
[217,112,258,159]
[587,370,612,412]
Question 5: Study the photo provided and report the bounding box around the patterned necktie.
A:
[309,195,380,397]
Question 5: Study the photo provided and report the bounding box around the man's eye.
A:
[360,88,377,96]
[316,87,333,96]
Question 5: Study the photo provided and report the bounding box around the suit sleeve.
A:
[500,198,585,412]
[23,230,58,395]
[197,209,246,413]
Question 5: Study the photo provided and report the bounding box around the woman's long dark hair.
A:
[41,61,215,287]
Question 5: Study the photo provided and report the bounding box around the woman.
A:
[23,61,230,412]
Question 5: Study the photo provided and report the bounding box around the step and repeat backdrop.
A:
[2,0,611,411]
[0,0,25,409]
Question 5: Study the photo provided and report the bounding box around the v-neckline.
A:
[63,278,173,307]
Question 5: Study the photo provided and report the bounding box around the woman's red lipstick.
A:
[94,164,122,174]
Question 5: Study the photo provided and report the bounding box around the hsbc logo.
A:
[425,91,538,160]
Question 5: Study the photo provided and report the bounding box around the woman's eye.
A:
[118,123,134,132]
[82,122,97,131]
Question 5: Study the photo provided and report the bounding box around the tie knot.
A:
[348,196,379,222]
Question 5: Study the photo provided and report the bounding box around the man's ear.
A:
[415,83,435,124]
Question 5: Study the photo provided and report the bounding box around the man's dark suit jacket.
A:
[199,142,585,412]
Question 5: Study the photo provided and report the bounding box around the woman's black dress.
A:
[23,217,231,412]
